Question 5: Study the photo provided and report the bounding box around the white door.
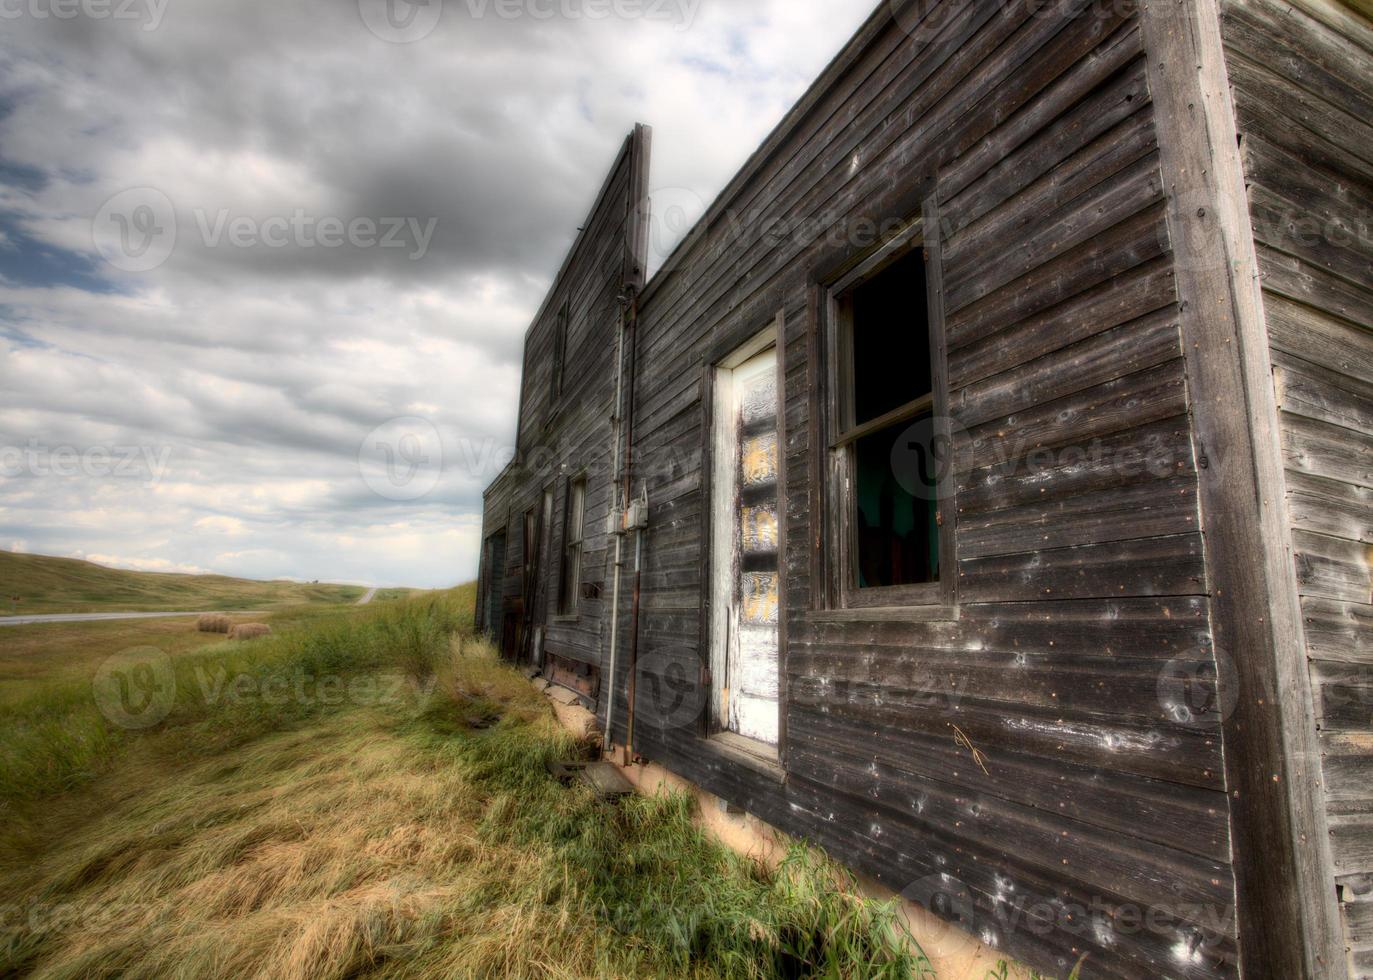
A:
[711,345,780,747]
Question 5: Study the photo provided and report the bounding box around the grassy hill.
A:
[0,550,367,616]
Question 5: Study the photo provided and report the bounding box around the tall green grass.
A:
[412,687,932,978]
[0,588,473,805]
[2,584,933,979]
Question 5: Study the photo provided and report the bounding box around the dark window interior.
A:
[844,248,939,589]
[851,250,931,426]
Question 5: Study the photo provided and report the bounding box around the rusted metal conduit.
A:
[603,288,641,758]
[621,289,644,762]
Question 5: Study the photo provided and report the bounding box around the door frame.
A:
[707,320,781,747]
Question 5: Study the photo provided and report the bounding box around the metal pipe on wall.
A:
[602,295,629,754]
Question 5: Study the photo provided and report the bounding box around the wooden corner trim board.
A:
[1139,0,1346,976]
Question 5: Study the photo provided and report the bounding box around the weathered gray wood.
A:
[958,473,1199,559]
[461,0,1373,975]
[1286,470,1373,544]
[1294,530,1373,604]
[1304,598,1373,663]
[1284,413,1373,490]
[1266,293,1373,387]
[948,256,1177,390]
[1145,0,1347,975]
[1275,352,1373,437]
[956,359,1190,475]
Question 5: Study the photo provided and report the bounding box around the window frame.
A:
[820,206,957,613]
[556,474,587,619]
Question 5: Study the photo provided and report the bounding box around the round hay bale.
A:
[228,623,272,641]
[197,614,232,634]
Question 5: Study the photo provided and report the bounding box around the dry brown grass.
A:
[0,645,619,980]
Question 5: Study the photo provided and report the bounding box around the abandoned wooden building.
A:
[475,0,1373,976]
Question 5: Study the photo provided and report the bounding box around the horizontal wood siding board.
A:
[1304,598,1373,664]
[1275,352,1373,438]
[1286,469,1373,545]
[1283,413,1373,490]
[1294,529,1373,605]
[956,473,1199,559]
[1266,292,1373,388]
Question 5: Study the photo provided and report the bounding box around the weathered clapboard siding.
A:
[1223,0,1373,973]
[613,2,1237,977]
[474,1,1373,975]
[477,464,516,640]
[478,128,650,673]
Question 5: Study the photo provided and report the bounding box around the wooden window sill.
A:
[806,605,961,624]
[705,732,786,784]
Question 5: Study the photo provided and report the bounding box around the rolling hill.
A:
[0,550,368,616]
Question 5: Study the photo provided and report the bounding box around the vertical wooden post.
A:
[1139,0,1345,975]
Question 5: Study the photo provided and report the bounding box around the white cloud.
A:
[0,0,874,589]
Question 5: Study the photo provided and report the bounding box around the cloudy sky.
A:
[0,0,874,589]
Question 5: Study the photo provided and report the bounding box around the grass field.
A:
[0,603,355,707]
[0,550,370,616]
[0,585,935,979]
